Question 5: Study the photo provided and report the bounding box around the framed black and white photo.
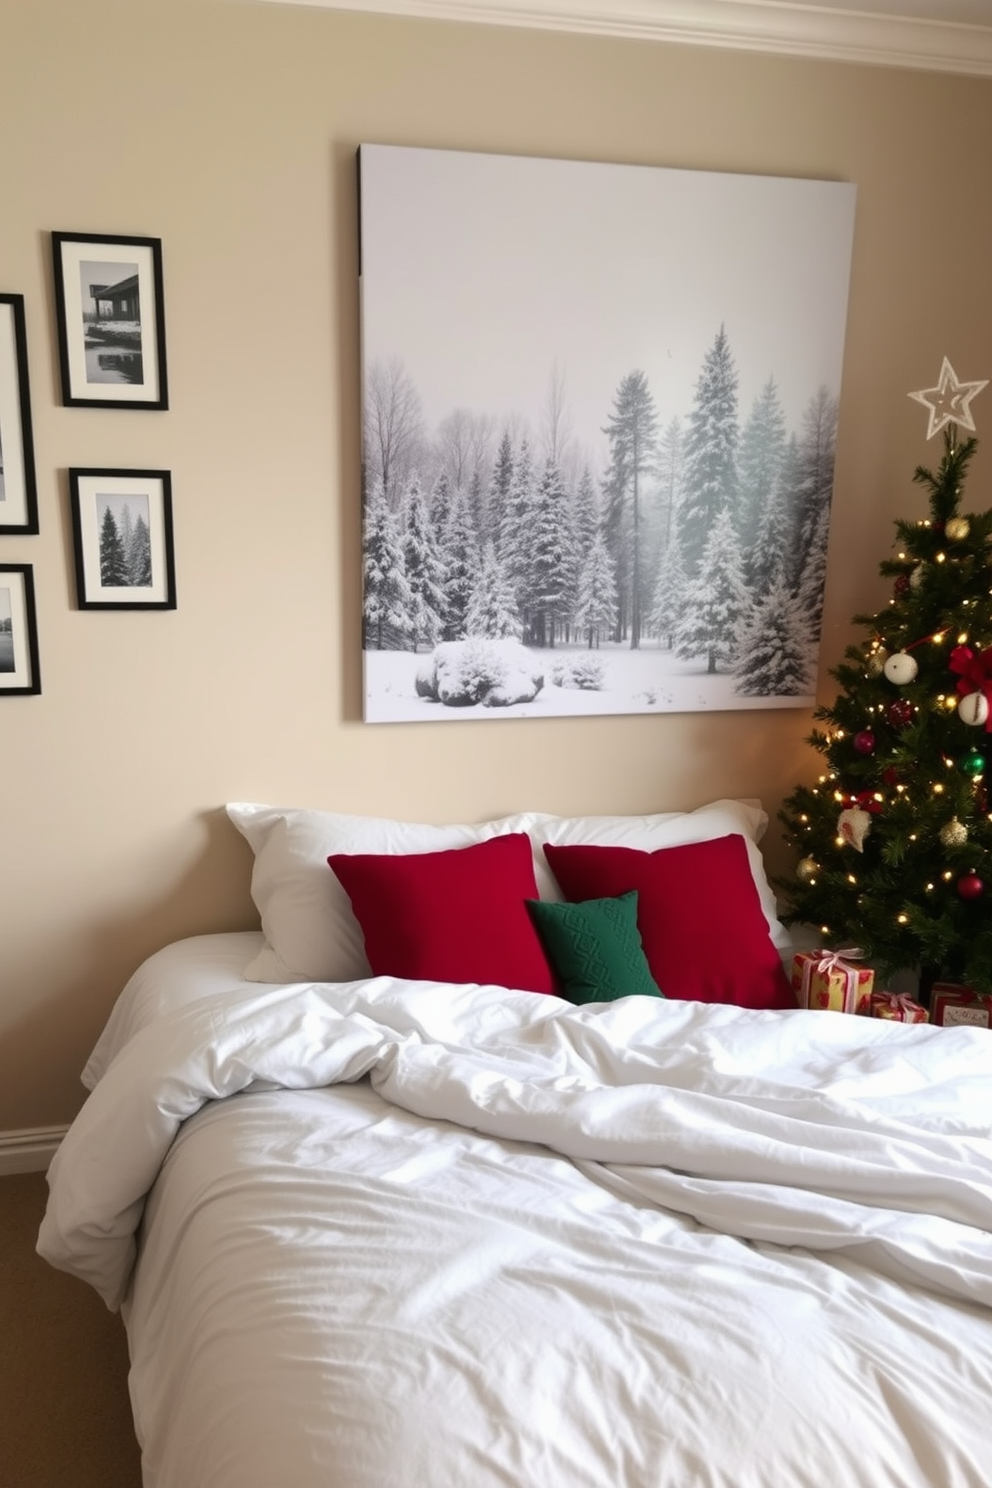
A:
[69,468,176,610]
[0,294,38,534]
[358,145,857,724]
[0,564,41,695]
[52,233,168,409]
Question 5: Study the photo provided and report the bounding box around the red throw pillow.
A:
[328,832,556,994]
[543,834,793,1010]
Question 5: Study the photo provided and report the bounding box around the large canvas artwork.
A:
[358,145,856,723]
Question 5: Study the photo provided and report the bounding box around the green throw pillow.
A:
[526,890,664,1005]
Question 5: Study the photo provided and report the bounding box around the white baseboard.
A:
[0,1126,68,1176]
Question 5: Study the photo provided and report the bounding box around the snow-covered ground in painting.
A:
[364,644,813,722]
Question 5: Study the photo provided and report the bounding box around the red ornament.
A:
[894,574,910,596]
[853,730,876,755]
[957,873,985,900]
[887,699,914,729]
[882,766,901,787]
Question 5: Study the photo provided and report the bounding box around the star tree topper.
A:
[909,357,988,438]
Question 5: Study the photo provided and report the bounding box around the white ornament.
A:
[883,651,919,685]
[909,565,925,590]
[908,357,988,439]
[837,807,872,853]
[958,690,990,727]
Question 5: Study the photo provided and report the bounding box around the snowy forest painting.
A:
[358,145,856,723]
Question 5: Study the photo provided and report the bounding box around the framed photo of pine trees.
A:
[68,468,176,610]
[357,144,857,723]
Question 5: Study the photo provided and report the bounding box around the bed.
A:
[38,799,992,1488]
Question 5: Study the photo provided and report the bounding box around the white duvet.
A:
[39,934,992,1488]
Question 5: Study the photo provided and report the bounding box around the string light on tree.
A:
[777,359,992,995]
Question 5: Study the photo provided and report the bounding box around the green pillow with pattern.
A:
[526,890,664,1005]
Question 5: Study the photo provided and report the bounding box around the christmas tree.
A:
[777,358,992,996]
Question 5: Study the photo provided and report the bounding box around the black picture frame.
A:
[0,564,41,695]
[69,468,176,610]
[52,232,168,410]
[0,294,39,534]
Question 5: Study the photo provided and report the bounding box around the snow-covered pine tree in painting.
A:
[574,532,618,649]
[357,146,855,722]
[362,476,411,652]
[465,541,521,640]
[528,455,575,648]
[601,370,658,651]
[680,326,740,585]
[674,508,747,676]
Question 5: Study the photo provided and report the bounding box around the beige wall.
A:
[1,0,990,1129]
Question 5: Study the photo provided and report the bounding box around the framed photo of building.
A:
[0,564,41,695]
[69,468,176,609]
[0,294,39,534]
[52,233,168,409]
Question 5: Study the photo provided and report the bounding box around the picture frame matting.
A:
[69,468,176,610]
[52,232,168,409]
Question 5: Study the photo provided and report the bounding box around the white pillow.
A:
[226,803,546,983]
[529,798,792,950]
[227,798,789,984]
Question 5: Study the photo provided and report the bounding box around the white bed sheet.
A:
[40,934,992,1488]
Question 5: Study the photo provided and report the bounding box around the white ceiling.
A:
[251,0,992,75]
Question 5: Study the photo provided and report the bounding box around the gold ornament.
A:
[945,517,970,541]
[940,817,968,847]
[796,856,818,881]
[867,648,888,676]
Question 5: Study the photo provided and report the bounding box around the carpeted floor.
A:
[0,1170,143,1487]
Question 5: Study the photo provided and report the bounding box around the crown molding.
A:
[252,0,992,76]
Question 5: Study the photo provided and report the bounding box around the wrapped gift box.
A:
[791,950,874,1014]
[869,990,928,1024]
[930,984,992,1029]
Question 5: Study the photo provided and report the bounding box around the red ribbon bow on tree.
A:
[843,790,883,815]
[949,644,992,732]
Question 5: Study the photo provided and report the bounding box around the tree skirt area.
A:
[364,645,813,722]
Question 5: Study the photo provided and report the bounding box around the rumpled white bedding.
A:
[39,934,992,1488]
